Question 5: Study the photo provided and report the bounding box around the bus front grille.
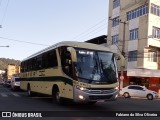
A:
[89,95,113,100]
[87,90,116,94]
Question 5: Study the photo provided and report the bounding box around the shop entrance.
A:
[129,77,149,88]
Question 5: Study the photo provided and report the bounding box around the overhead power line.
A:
[0,0,2,9]
[0,36,49,46]
[0,0,10,25]
[71,18,107,40]
[76,23,107,40]
[82,26,107,41]
[71,1,150,42]
[0,45,9,47]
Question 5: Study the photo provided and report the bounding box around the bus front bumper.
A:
[73,87,119,103]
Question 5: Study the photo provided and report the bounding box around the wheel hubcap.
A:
[125,93,128,97]
[148,95,152,99]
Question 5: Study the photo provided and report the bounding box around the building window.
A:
[153,52,158,62]
[127,5,148,21]
[128,50,138,62]
[112,35,119,44]
[112,16,119,27]
[151,3,160,17]
[130,28,138,40]
[152,27,160,38]
[148,51,158,62]
[113,0,120,9]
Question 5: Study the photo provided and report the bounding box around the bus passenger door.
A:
[58,46,74,99]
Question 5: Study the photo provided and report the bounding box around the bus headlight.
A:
[79,95,84,100]
[114,87,119,90]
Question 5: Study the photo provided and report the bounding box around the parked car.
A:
[0,79,4,85]
[119,85,158,100]
[3,80,7,86]
[4,80,11,87]
[11,77,20,90]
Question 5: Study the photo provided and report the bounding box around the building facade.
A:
[7,64,20,80]
[107,0,160,92]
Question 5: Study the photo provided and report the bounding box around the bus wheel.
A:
[52,87,64,105]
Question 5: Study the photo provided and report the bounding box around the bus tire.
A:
[52,86,64,105]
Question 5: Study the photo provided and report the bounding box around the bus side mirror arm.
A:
[67,47,77,62]
[119,54,125,67]
[114,53,125,67]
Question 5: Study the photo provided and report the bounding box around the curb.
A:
[118,94,160,100]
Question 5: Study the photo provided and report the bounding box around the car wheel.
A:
[124,92,130,98]
[147,94,153,100]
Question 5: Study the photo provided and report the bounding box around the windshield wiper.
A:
[77,76,94,83]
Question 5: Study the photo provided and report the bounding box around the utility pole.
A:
[109,17,126,55]
[109,17,126,90]
[120,20,126,90]
[120,20,126,57]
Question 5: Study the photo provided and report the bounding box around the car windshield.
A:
[75,48,118,84]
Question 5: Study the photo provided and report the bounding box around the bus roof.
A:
[22,41,111,61]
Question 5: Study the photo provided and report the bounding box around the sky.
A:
[0,0,108,60]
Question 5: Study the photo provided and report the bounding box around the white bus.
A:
[20,41,124,104]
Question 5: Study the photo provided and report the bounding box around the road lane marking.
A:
[11,93,20,97]
[0,93,8,97]
[31,97,52,98]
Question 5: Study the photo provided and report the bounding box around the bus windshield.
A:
[75,48,118,84]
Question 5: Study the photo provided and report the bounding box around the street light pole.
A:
[0,45,9,47]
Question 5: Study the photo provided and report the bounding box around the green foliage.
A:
[0,58,21,70]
